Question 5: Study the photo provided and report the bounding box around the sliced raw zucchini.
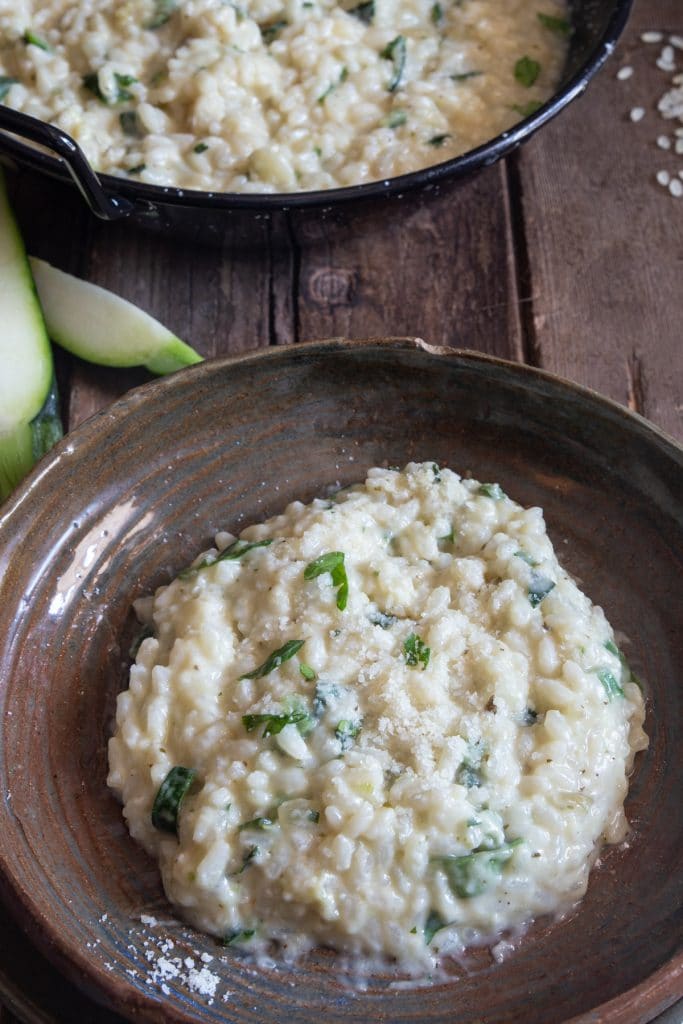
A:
[29,257,203,374]
[0,175,61,501]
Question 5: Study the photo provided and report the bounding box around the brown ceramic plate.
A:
[0,339,681,1024]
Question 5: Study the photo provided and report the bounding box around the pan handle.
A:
[0,105,133,220]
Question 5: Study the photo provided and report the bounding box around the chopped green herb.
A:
[318,67,348,103]
[221,927,255,946]
[239,816,275,831]
[299,662,316,681]
[537,12,571,34]
[119,110,143,137]
[304,551,348,610]
[597,668,624,700]
[237,846,259,873]
[604,640,641,689]
[180,537,272,577]
[382,109,407,129]
[83,71,138,104]
[477,482,506,500]
[435,839,522,898]
[513,99,543,118]
[521,707,538,725]
[307,809,320,823]
[380,35,407,92]
[243,703,313,738]
[193,141,209,154]
[431,462,442,481]
[369,610,397,629]
[528,570,556,607]
[151,766,197,835]
[431,2,443,23]
[129,623,154,659]
[335,719,361,751]
[514,549,538,566]
[348,0,374,23]
[451,70,483,81]
[424,910,447,943]
[0,76,18,101]
[24,30,51,51]
[428,133,451,147]
[240,639,305,680]
[438,527,455,545]
[260,18,288,43]
[127,163,146,174]
[145,0,178,29]
[403,633,431,670]
[514,55,541,88]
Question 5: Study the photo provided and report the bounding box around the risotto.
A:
[0,0,569,192]
[108,463,647,969]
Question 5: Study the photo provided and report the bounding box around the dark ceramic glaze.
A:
[0,340,681,1024]
[0,0,632,238]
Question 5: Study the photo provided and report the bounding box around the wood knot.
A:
[307,267,356,307]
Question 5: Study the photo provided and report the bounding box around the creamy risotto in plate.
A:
[0,0,569,192]
[108,463,647,970]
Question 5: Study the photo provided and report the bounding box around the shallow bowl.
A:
[0,339,681,1024]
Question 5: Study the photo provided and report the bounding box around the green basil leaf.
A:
[380,35,407,92]
[180,537,272,578]
[403,632,430,669]
[424,909,447,943]
[240,639,305,680]
[348,0,374,23]
[435,839,522,898]
[151,766,197,834]
[477,482,506,500]
[537,12,571,34]
[597,668,624,700]
[304,551,348,610]
[514,55,541,87]
[528,570,555,607]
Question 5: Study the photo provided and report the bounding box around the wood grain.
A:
[287,164,524,356]
[515,0,683,441]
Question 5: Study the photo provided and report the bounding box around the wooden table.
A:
[1,0,681,1019]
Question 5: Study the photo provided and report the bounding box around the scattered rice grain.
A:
[617,66,634,80]
[641,31,663,44]
[630,106,646,122]
[656,134,671,149]
[668,178,683,196]
[656,169,671,186]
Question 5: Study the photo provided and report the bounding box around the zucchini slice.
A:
[0,175,60,501]
[29,257,203,375]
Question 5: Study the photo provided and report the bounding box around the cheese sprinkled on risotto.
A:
[0,0,569,192]
[108,463,647,969]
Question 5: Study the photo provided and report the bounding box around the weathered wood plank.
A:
[516,0,683,441]
[287,163,524,359]
[65,214,290,426]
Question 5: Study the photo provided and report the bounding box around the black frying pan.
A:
[0,0,632,237]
